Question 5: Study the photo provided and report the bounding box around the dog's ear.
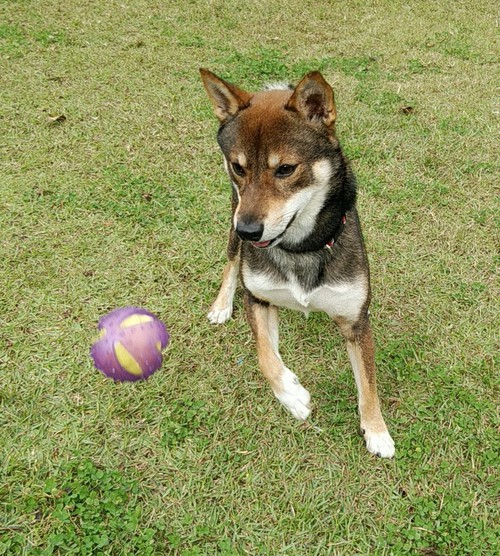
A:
[286,72,336,131]
[200,69,252,122]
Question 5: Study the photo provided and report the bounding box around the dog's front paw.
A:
[207,303,233,324]
[363,429,395,458]
[275,368,311,421]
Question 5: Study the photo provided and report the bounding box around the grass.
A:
[0,0,498,554]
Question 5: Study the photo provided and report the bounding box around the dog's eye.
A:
[232,162,246,177]
[275,164,297,178]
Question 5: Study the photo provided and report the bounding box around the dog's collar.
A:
[278,212,348,253]
[325,214,347,251]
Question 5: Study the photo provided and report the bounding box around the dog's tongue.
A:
[252,240,271,248]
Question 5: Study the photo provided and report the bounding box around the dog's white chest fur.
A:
[243,266,367,321]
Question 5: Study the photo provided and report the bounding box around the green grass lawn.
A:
[1,1,498,554]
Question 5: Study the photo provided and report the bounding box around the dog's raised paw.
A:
[275,368,311,421]
[364,430,395,459]
[207,305,233,325]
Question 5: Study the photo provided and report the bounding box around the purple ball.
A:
[90,307,169,381]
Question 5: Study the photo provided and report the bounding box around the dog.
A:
[200,69,395,458]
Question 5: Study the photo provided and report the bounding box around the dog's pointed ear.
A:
[200,69,252,122]
[286,71,337,131]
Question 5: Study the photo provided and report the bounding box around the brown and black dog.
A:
[200,69,394,458]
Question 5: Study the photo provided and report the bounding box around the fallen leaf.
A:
[47,114,67,124]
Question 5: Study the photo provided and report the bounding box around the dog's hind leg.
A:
[245,291,311,420]
[208,227,240,324]
[337,315,395,458]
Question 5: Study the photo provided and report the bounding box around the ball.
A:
[90,307,169,381]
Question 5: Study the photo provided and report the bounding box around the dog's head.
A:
[200,69,346,249]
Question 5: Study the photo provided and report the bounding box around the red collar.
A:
[325,214,347,250]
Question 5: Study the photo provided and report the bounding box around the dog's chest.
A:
[242,263,367,321]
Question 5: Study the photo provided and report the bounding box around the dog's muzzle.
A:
[236,213,297,249]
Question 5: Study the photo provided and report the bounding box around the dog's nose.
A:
[236,220,264,242]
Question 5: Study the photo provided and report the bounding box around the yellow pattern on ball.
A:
[114,341,143,376]
[120,314,154,328]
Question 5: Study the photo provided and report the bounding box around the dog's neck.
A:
[279,206,349,254]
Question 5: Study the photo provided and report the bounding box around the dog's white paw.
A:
[363,430,395,458]
[207,304,233,324]
[275,368,311,421]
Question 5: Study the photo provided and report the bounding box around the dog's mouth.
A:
[251,239,276,249]
[250,214,297,249]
